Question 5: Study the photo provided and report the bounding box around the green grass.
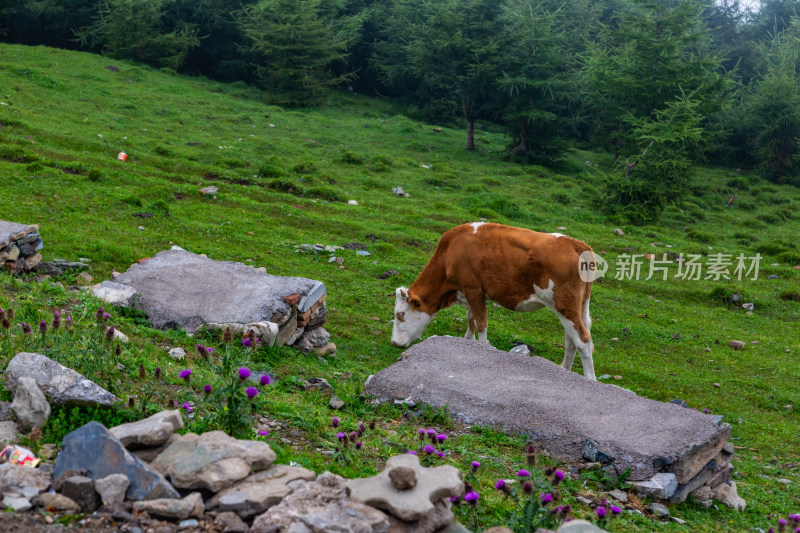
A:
[1,44,799,532]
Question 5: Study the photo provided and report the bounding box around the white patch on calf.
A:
[515,279,555,312]
[470,222,486,234]
[549,233,566,238]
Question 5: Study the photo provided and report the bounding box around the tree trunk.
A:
[466,119,475,151]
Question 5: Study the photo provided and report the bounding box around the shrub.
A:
[340,151,364,165]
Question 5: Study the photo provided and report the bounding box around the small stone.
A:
[669,399,689,408]
[61,475,99,513]
[728,340,745,350]
[214,512,248,533]
[609,489,628,503]
[692,485,712,502]
[303,377,333,393]
[2,495,31,512]
[168,348,186,361]
[178,519,199,529]
[712,481,746,510]
[632,473,678,500]
[670,516,687,525]
[95,474,130,506]
[750,340,760,345]
[768,275,778,279]
[613,375,622,380]
[582,438,615,464]
[10,376,51,431]
[348,200,359,205]
[610,337,619,341]
[200,186,219,196]
[356,250,371,256]
[597,374,611,380]
[388,466,417,491]
[705,347,711,352]
[713,383,720,388]
[785,405,793,411]
[328,396,345,410]
[34,493,80,513]
[647,502,670,517]
[77,271,93,284]
[314,342,337,356]
[613,228,624,236]
[138,226,145,231]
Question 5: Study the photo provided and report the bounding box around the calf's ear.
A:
[397,287,409,300]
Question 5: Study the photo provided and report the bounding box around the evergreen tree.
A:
[239,0,356,105]
[373,0,509,150]
[75,0,200,70]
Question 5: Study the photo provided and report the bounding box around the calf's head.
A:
[391,287,433,347]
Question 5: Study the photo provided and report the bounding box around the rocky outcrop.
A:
[151,431,276,492]
[91,248,329,350]
[207,464,316,518]
[53,421,179,500]
[6,353,119,407]
[0,220,42,274]
[10,376,51,431]
[109,410,183,448]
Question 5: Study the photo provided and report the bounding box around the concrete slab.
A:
[93,249,326,333]
[366,336,730,482]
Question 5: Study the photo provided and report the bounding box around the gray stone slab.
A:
[366,336,730,482]
[99,249,326,334]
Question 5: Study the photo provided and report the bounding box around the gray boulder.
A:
[33,493,81,513]
[151,431,276,492]
[91,281,139,307]
[251,471,390,533]
[6,353,119,407]
[632,473,679,500]
[10,377,50,431]
[346,454,464,522]
[207,464,316,518]
[61,475,99,513]
[109,410,183,448]
[95,474,130,506]
[53,421,179,501]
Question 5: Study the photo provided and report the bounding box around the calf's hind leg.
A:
[554,304,596,380]
[463,290,489,342]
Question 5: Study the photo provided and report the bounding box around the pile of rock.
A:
[1,409,470,533]
[0,220,42,274]
[92,248,333,352]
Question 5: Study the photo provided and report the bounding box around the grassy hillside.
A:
[1,44,799,531]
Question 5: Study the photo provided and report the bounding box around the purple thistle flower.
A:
[258,430,269,436]
[596,506,607,518]
[39,319,47,334]
[464,491,479,505]
[337,432,345,442]
[523,481,532,494]
[517,469,531,477]
[242,337,252,347]
[103,312,111,320]
[554,470,565,482]
[95,306,105,320]
[66,314,73,328]
[426,428,436,436]
[540,493,553,504]
[260,374,272,386]
[436,433,447,442]
[52,310,60,330]
[245,387,258,399]
[332,417,340,428]
[356,441,363,450]
[203,384,212,395]
[359,421,365,433]
[21,322,32,334]
[611,505,621,514]
[406,450,417,455]
[437,451,445,457]
[179,369,192,381]
[423,444,435,454]
[494,479,506,490]
[238,367,251,380]
[471,461,480,471]
[418,428,426,439]
[182,402,192,412]
[207,347,214,354]
[703,408,709,413]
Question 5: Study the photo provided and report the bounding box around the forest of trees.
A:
[3,0,800,221]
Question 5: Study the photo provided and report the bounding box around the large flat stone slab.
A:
[366,337,730,482]
[92,248,326,336]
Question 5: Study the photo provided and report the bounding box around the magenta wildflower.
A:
[437,451,445,457]
[103,312,111,320]
[423,444,435,454]
[553,470,565,482]
[436,433,447,442]
[464,491,479,505]
[703,408,709,413]
[406,450,417,455]
[611,505,621,515]
[494,479,506,490]
[332,417,340,428]
[517,469,531,477]
[337,432,345,442]
[426,428,436,436]
[260,374,272,386]
[471,461,480,471]
[356,441,363,450]
[418,428,426,439]
[238,367,251,380]
[21,322,32,334]
[258,430,269,436]
[52,310,60,330]
[39,319,47,334]
[596,506,607,518]
[242,338,252,347]
[182,402,193,412]
[95,306,105,320]
[359,421,365,433]
[523,481,532,494]
[65,314,73,328]
[178,369,192,381]
[203,384,212,395]
[540,493,553,504]
[245,387,258,399]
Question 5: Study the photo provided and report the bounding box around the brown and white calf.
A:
[391,222,597,380]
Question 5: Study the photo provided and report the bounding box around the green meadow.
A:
[1,44,798,531]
